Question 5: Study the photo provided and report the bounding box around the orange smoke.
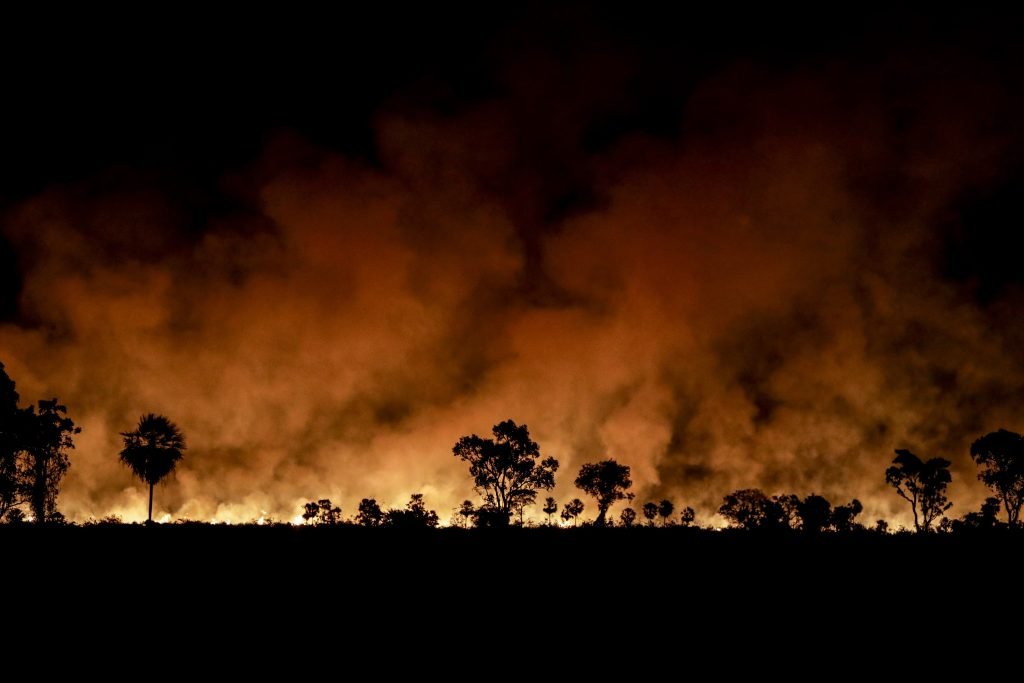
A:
[1,56,1021,528]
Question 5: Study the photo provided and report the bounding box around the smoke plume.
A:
[2,35,1023,526]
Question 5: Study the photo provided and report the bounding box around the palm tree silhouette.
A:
[119,414,186,523]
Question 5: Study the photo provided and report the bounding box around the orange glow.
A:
[0,63,1017,530]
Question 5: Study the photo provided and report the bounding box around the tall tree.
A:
[452,419,558,523]
[969,429,1024,526]
[563,498,584,526]
[885,449,953,532]
[542,496,558,525]
[0,362,24,521]
[23,399,80,523]
[574,459,633,526]
[119,414,186,523]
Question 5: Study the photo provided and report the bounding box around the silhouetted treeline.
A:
[6,357,1024,535]
[288,419,1024,534]
[302,494,440,529]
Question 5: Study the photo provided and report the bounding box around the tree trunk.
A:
[148,482,154,523]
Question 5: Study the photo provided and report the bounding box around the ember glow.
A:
[2,8,1022,526]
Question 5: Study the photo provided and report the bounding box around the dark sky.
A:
[2,6,1023,523]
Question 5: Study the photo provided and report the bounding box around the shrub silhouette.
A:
[952,497,1002,532]
[384,493,439,529]
[620,508,636,527]
[831,499,863,532]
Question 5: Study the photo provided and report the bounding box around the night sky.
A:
[2,6,1023,524]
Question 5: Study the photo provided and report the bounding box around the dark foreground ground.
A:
[4,525,1019,661]
[4,525,1015,604]
[7,525,1011,668]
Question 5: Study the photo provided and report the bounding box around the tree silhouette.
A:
[303,499,341,525]
[679,507,696,527]
[452,419,558,523]
[119,413,186,523]
[953,497,1002,532]
[796,494,832,533]
[620,508,636,527]
[873,519,889,534]
[0,362,24,521]
[454,500,476,528]
[657,499,674,526]
[718,489,790,530]
[773,494,800,528]
[563,498,584,526]
[642,502,658,526]
[356,498,384,527]
[574,459,633,526]
[302,501,318,523]
[23,399,80,523]
[542,496,558,525]
[969,429,1024,526]
[885,449,953,532]
[511,490,536,525]
[831,499,863,532]
[384,493,439,529]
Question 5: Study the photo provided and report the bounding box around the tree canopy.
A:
[23,399,79,522]
[574,459,633,526]
[718,489,790,531]
[970,429,1024,526]
[452,419,558,522]
[562,498,584,526]
[886,449,953,532]
[119,413,186,522]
